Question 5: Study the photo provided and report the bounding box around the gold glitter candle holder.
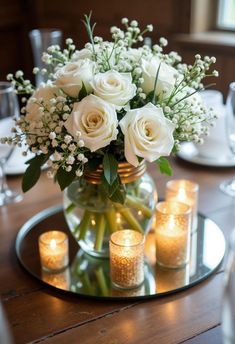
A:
[109,230,145,289]
[155,201,191,269]
[38,231,69,272]
[165,179,199,231]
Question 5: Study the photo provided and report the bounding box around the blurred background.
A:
[1,0,235,97]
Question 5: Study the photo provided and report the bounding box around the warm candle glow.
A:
[50,239,57,250]
[178,187,187,201]
[155,201,191,268]
[42,268,71,290]
[39,231,69,272]
[156,265,190,293]
[166,179,199,232]
[109,230,145,289]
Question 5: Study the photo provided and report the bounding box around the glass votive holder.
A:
[155,201,191,269]
[111,282,145,297]
[165,179,199,232]
[38,231,69,272]
[109,229,145,290]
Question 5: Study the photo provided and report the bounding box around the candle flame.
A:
[168,216,175,231]
[178,187,187,201]
[124,238,131,246]
[50,239,57,250]
[116,213,121,224]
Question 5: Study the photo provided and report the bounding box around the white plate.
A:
[4,147,35,175]
[177,142,235,167]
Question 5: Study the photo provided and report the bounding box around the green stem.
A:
[65,202,76,214]
[94,213,106,251]
[104,208,117,233]
[76,210,92,241]
[80,273,94,294]
[126,195,153,219]
[95,267,109,296]
[114,204,143,233]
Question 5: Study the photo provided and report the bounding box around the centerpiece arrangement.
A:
[3,14,218,257]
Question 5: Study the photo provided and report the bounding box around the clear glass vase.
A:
[63,162,157,258]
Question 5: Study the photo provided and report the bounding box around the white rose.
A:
[25,84,59,122]
[119,102,175,166]
[64,94,118,152]
[91,71,136,108]
[141,57,178,99]
[55,59,94,98]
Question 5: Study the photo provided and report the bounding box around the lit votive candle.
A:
[110,230,145,289]
[38,231,69,272]
[166,179,199,231]
[155,201,191,269]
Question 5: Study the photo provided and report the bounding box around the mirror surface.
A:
[16,205,226,300]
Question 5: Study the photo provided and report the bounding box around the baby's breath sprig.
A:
[7,71,35,95]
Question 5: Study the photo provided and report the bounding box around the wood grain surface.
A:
[0,156,234,343]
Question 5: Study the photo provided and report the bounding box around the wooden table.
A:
[1,156,235,344]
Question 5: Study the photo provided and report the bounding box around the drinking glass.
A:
[221,228,235,344]
[0,82,22,206]
[29,29,62,86]
[220,82,235,196]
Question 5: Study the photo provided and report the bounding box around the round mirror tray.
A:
[16,205,226,300]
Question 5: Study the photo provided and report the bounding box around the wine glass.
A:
[220,82,235,196]
[29,29,62,86]
[221,228,235,344]
[0,82,23,206]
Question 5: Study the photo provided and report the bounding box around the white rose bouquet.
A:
[3,14,218,202]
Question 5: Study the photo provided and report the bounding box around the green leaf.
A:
[103,154,118,185]
[110,187,126,204]
[25,153,49,166]
[100,175,126,204]
[56,167,76,191]
[156,157,173,176]
[22,164,41,192]
[108,177,120,197]
[78,82,88,101]
[109,176,126,204]
[22,153,50,192]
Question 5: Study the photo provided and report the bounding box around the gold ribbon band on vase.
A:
[84,161,146,185]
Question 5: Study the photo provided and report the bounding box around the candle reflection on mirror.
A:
[42,267,71,290]
[156,264,190,293]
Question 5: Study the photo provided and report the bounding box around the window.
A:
[217,0,235,29]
